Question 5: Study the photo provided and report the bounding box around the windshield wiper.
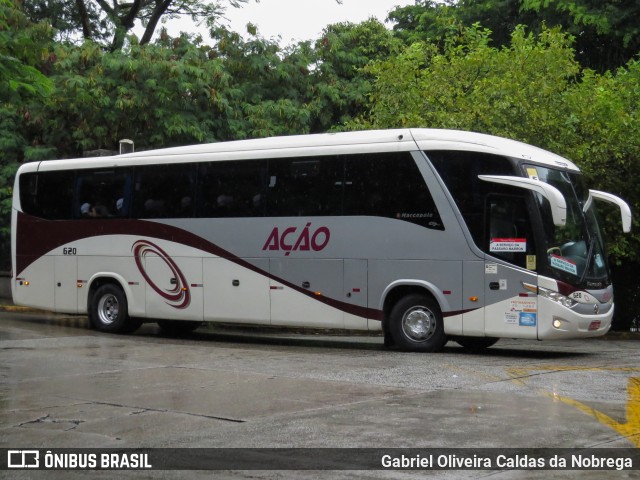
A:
[561,171,594,283]
[579,235,595,285]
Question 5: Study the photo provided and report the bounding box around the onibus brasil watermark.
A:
[381,452,634,471]
[3,448,638,471]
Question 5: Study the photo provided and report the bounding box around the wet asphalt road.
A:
[1,310,639,479]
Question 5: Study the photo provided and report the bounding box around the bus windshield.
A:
[526,165,609,287]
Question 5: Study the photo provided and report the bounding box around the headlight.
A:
[559,296,576,308]
[539,286,576,308]
[522,283,577,308]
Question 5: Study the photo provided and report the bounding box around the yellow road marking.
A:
[507,366,640,448]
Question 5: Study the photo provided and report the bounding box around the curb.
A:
[0,303,52,315]
[0,304,39,313]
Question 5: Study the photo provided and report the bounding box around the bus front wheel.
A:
[89,284,141,334]
[389,294,446,352]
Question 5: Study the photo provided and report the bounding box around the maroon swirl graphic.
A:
[132,240,191,309]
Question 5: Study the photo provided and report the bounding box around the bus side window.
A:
[486,194,536,269]
[133,164,195,219]
[344,152,443,229]
[427,150,516,245]
[76,170,131,219]
[18,172,39,217]
[195,160,267,218]
[266,156,342,217]
[23,171,75,220]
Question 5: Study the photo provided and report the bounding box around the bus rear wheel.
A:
[389,294,446,352]
[89,284,141,334]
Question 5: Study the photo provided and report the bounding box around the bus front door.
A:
[482,194,539,339]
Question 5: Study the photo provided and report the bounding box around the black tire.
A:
[89,283,141,333]
[388,294,447,352]
[157,320,202,336]
[455,337,499,352]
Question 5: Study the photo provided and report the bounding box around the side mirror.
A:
[583,190,632,233]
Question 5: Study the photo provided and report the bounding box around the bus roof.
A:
[29,128,580,172]
[412,129,579,171]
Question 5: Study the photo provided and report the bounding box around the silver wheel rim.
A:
[97,293,119,325]
[401,306,436,342]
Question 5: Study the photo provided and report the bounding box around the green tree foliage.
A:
[204,19,397,138]
[521,0,640,70]
[0,0,54,270]
[207,25,315,139]
[309,18,401,131]
[22,0,105,44]
[23,0,248,51]
[22,25,312,153]
[356,25,581,142]
[26,34,231,156]
[390,0,536,48]
[0,0,53,103]
[390,0,640,71]
[560,61,640,258]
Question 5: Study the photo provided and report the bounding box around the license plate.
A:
[588,320,601,331]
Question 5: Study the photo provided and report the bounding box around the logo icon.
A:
[262,223,330,256]
[132,240,190,309]
[8,450,39,468]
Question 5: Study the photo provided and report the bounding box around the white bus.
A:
[11,129,632,352]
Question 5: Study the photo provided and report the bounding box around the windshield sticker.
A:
[490,238,526,252]
[526,167,539,181]
[550,254,578,276]
[526,255,536,271]
[595,254,604,268]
